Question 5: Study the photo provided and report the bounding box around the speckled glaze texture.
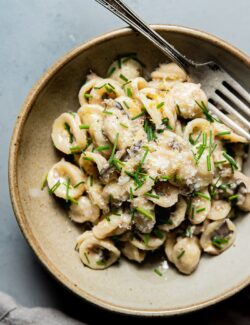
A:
[9,25,250,316]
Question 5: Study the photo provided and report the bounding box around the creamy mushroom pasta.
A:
[45,55,250,275]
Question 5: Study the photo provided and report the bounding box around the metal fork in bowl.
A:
[95,0,250,141]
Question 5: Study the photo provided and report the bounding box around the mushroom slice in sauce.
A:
[121,242,146,263]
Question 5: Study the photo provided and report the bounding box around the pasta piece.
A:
[93,211,132,239]
[130,228,166,251]
[184,118,212,145]
[78,104,111,157]
[164,232,177,263]
[78,75,101,106]
[159,197,187,231]
[208,200,231,220]
[188,189,211,224]
[85,177,109,212]
[51,112,87,154]
[168,82,207,119]
[213,121,247,143]
[121,242,146,263]
[47,159,85,199]
[103,181,129,206]
[79,151,109,175]
[147,182,179,208]
[107,57,142,83]
[69,196,100,223]
[200,219,236,255]
[132,197,156,233]
[172,237,201,275]
[151,62,187,82]
[77,233,120,269]
[234,171,250,212]
[115,96,144,119]
[88,79,124,105]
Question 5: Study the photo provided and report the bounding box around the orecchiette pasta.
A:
[45,57,249,275]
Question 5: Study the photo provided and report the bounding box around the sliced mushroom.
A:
[132,197,156,233]
[147,182,179,208]
[208,200,231,221]
[188,189,211,224]
[159,197,187,231]
[200,219,236,255]
[47,159,86,199]
[51,112,87,154]
[69,196,100,223]
[172,237,201,275]
[121,242,146,263]
[234,171,250,212]
[78,235,120,269]
[130,228,166,251]
[93,211,132,239]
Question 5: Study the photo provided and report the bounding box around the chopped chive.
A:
[95,145,110,152]
[122,80,132,88]
[96,260,106,266]
[156,102,164,109]
[189,131,202,145]
[65,176,70,203]
[207,154,212,171]
[107,66,116,77]
[79,124,90,129]
[176,104,181,115]
[217,131,231,136]
[108,133,119,164]
[154,268,162,276]
[94,83,106,90]
[196,207,206,213]
[113,157,125,166]
[143,234,150,246]
[195,192,211,201]
[103,110,113,115]
[131,110,146,120]
[89,176,93,186]
[162,117,173,130]
[202,132,207,146]
[64,123,74,143]
[84,93,93,99]
[161,175,171,181]
[215,160,227,165]
[83,156,94,162]
[41,173,48,190]
[129,187,134,200]
[125,170,136,178]
[191,206,195,219]
[153,228,164,239]
[84,252,90,264]
[212,236,229,250]
[119,74,128,82]
[68,196,78,205]
[144,192,160,199]
[74,181,85,188]
[135,207,155,220]
[177,249,185,259]
[126,87,132,97]
[196,101,214,122]
[228,194,238,201]
[108,82,115,90]
[120,122,128,129]
[70,146,81,153]
[123,101,130,109]
[143,119,157,141]
[223,152,238,171]
[117,57,122,68]
[48,181,60,195]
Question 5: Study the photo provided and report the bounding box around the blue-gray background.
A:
[0,0,249,324]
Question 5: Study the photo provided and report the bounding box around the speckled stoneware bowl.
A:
[9,25,250,316]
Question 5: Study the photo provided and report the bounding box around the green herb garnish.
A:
[64,123,74,143]
[107,66,116,77]
[196,101,214,122]
[196,207,206,213]
[74,181,85,188]
[131,110,146,120]
[95,145,110,152]
[108,133,119,164]
[156,102,164,109]
[41,173,48,190]
[126,87,132,97]
[119,74,129,82]
[154,268,162,276]
[144,192,160,199]
[79,124,90,129]
[135,207,155,220]
[212,236,229,250]
[84,253,90,264]
[177,249,185,259]
[217,131,231,136]
[48,181,60,195]
[223,152,238,171]
[84,93,93,99]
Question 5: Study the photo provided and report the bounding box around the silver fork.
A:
[95,0,250,141]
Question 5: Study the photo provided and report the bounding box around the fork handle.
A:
[95,0,195,71]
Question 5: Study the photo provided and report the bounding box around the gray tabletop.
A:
[0,0,249,324]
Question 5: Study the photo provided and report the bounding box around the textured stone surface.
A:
[0,0,249,323]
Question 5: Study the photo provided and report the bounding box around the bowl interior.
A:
[10,26,250,316]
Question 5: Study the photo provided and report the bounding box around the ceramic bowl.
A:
[9,25,250,316]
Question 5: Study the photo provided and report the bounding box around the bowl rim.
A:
[8,24,250,316]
